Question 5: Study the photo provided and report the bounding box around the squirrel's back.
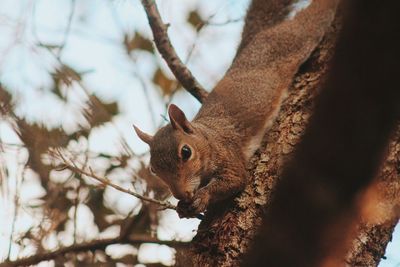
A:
[195,0,337,159]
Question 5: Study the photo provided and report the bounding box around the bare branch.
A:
[140,0,208,103]
[56,152,176,210]
[0,235,188,267]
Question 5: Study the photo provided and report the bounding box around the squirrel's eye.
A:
[149,166,156,175]
[181,145,192,162]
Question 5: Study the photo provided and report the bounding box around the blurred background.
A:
[0,0,398,266]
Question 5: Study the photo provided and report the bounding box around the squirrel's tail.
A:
[238,0,295,53]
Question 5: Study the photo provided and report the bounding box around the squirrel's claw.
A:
[191,197,206,213]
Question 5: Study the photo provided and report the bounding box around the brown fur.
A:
[134,0,337,218]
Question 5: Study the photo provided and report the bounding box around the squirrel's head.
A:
[133,104,209,202]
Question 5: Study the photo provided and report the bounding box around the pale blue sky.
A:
[0,0,398,266]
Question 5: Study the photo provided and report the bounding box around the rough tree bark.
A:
[177,6,400,267]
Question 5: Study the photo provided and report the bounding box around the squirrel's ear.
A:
[133,125,153,145]
[168,104,193,134]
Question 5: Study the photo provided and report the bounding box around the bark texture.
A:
[179,9,400,267]
[346,125,400,266]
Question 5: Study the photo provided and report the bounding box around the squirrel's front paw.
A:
[191,190,209,214]
[176,200,194,218]
[176,190,209,218]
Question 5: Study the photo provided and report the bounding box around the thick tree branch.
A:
[245,0,400,266]
[140,0,208,103]
[0,235,188,267]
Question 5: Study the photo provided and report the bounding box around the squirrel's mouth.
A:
[187,176,201,195]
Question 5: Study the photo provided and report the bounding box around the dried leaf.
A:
[60,64,82,83]
[124,32,154,53]
[17,120,69,152]
[51,64,82,100]
[16,120,69,186]
[68,129,90,142]
[83,95,119,128]
[0,86,14,115]
[188,10,204,30]
[152,68,177,96]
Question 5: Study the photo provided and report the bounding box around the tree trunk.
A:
[178,10,400,267]
[346,125,400,266]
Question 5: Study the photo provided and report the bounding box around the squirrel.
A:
[134,0,337,218]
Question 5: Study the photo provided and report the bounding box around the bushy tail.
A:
[238,0,295,52]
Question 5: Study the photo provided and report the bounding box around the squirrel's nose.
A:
[172,189,191,201]
[175,191,193,201]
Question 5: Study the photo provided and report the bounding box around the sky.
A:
[0,0,398,266]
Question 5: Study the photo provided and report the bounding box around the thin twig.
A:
[73,182,80,244]
[7,169,19,259]
[0,142,24,149]
[57,0,76,58]
[141,0,208,103]
[57,152,176,210]
[7,160,25,260]
[204,18,243,27]
[131,64,158,129]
